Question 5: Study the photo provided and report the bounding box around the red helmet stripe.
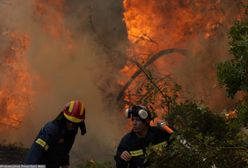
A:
[72,101,80,114]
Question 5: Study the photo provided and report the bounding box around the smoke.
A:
[165,1,243,111]
[0,0,128,163]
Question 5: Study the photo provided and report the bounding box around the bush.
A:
[146,101,248,168]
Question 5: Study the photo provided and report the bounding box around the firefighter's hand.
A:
[120,150,132,161]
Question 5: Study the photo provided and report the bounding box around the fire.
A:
[0,0,71,129]
[34,0,74,50]
[0,32,33,128]
[121,0,246,117]
[225,110,237,120]
[123,0,236,54]
[34,0,65,38]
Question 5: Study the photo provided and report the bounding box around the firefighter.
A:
[115,105,173,168]
[24,100,86,168]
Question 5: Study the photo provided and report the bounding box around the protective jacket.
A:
[24,116,78,168]
[115,126,171,168]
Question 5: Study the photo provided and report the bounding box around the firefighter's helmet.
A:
[63,100,85,123]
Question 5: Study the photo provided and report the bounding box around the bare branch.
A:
[117,48,192,101]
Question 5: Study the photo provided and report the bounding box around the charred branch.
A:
[117,48,192,101]
[131,60,172,107]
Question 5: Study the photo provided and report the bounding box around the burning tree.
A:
[115,0,248,167]
[119,0,247,114]
[144,6,248,168]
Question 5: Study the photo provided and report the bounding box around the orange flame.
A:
[123,0,235,56]
[0,32,33,128]
[34,0,75,50]
[121,0,246,118]
[225,110,237,120]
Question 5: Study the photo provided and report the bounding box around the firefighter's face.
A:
[66,121,77,131]
[131,116,147,134]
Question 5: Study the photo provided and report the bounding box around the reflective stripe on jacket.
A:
[115,126,171,168]
[129,141,168,157]
[24,121,78,168]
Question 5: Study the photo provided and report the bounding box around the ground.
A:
[0,144,28,164]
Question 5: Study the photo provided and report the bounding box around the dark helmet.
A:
[125,105,154,122]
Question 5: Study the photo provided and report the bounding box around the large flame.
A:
[123,0,244,49]
[0,0,71,129]
[121,0,246,116]
[0,0,78,129]
[0,32,32,128]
